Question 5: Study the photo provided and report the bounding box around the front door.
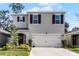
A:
[72,35,77,45]
[18,33,23,45]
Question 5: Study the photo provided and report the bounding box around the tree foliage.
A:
[0,10,12,30]
[9,3,25,13]
[72,27,79,31]
[8,25,19,46]
[65,22,69,33]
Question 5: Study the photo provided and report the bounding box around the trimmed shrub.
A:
[2,44,14,50]
[61,40,67,48]
[17,44,30,51]
[67,44,73,48]
[28,39,32,47]
[2,46,7,50]
[73,45,79,48]
[6,44,14,49]
[33,45,35,47]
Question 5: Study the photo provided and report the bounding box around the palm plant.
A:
[8,25,19,46]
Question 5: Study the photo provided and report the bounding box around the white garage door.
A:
[32,34,62,47]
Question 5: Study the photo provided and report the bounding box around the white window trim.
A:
[55,15,61,24]
[32,14,39,24]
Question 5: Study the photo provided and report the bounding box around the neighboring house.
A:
[65,30,79,46]
[11,11,65,47]
[0,28,10,47]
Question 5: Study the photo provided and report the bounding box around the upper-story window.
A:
[17,17,19,22]
[32,15,38,24]
[30,14,41,24]
[52,14,64,24]
[55,15,61,24]
[23,17,25,22]
[17,16,25,22]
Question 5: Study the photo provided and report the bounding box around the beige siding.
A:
[28,12,64,34]
[12,14,28,28]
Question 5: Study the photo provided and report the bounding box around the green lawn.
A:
[68,48,79,54]
[0,48,30,56]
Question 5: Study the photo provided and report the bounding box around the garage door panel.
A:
[32,34,62,47]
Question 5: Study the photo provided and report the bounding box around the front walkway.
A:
[30,47,79,56]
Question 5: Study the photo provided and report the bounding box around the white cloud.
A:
[39,3,59,7]
[57,6,63,10]
[29,7,40,11]
[39,3,63,11]
[28,6,53,12]
[27,3,63,12]
[41,6,53,11]
[21,11,27,14]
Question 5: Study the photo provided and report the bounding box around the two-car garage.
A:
[32,33,62,47]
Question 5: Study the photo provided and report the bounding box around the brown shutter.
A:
[23,17,25,22]
[30,14,32,24]
[17,17,19,22]
[52,15,55,24]
[61,15,64,24]
[38,14,41,24]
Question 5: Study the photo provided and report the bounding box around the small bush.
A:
[61,40,67,48]
[33,45,35,47]
[2,46,7,50]
[19,44,27,49]
[67,44,73,48]
[73,45,79,48]
[67,45,79,48]
[17,44,30,51]
[6,44,14,49]
[28,39,32,47]
[2,43,14,50]
[2,44,14,50]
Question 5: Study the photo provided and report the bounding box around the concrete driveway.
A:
[30,47,79,56]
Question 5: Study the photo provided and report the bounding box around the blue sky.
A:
[0,3,79,31]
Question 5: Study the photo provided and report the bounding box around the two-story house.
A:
[11,11,65,47]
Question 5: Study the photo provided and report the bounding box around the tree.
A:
[9,3,25,14]
[0,10,12,30]
[8,25,19,46]
[72,27,79,31]
[65,22,69,33]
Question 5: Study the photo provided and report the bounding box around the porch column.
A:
[23,34,26,44]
